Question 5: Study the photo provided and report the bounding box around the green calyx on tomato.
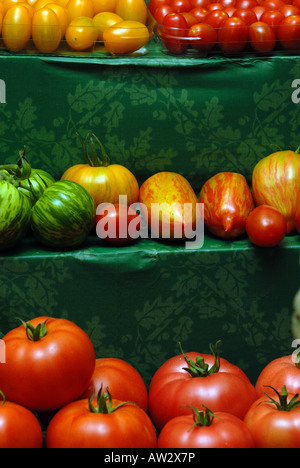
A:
[88,385,134,414]
[179,340,221,377]
[187,405,219,430]
[0,390,6,406]
[263,385,300,412]
[78,132,110,168]
[18,318,48,342]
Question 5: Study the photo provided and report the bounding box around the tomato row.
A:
[149,0,300,54]
[0,0,151,55]
[0,316,299,448]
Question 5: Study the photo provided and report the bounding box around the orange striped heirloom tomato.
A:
[103,19,150,54]
[32,8,62,53]
[2,4,31,51]
[61,133,139,207]
[65,16,98,50]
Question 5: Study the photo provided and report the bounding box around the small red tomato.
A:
[223,5,237,14]
[160,12,189,53]
[220,0,237,7]
[234,7,258,24]
[249,21,276,52]
[169,0,192,11]
[218,16,248,53]
[245,205,287,247]
[235,0,257,8]
[96,203,141,245]
[188,21,218,50]
[181,10,199,25]
[206,2,224,10]
[251,5,266,19]
[277,14,300,49]
[260,9,285,33]
[279,3,300,16]
[189,0,211,8]
[154,3,175,23]
[204,9,229,27]
[295,205,300,233]
[189,6,208,21]
[263,0,285,10]
[148,0,170,15]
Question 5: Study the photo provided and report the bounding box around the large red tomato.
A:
[96,203,141,245]
[245,204,287,247]
[244,386,300,448]
[0,317,96,411]
[252,147,300,233]
[158,406,255,448]
[46,387,157,448]
[148,342,258,431]
[199,172,255,239]
[81,357,148,412]
[0,391,43,448]
[255,354,300,398]
[61,133,139,207]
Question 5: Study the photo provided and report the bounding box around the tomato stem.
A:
[295,145,300,154]
[18,318,48,342]
[186,405,217,430]
[263,385,300,412]
[77,132,111,168]
[179,340,221,377]
[88,385,134,414]
[0,390,6,406]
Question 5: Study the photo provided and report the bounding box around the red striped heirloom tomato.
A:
[61,133,139,207]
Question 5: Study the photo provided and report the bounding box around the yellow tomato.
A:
[66,0,94,22]
[2,4,31,51]
[52,0,69,6]
[32,8,62,53]
[103,19,149,54]
[2,0,26,15]
[32,0,51,10]
[45,3,68,38]
[22,2,34,17]
[115,0,147,24]
[91,0,117,14]
[93,11,122,40]
[0,11,2,34]
[65,16,97,50]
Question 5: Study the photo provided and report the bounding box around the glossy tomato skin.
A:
[218,16,248,53]
[158,412,255,448]
[81,357,148,411]
[2,4,31,52]
[0,398,43,448]
[160,12,189,54]
[260,9,285,33]
[46,397,157,448]
[245,204,287,247]
[244,392,300,448]
[96,203,141,245]
[65,17,97,51]
[0,316,96,412]
[103,20,150,55]
[32,8,62,53]
[277,15,300,50]
[188,22,218,51]
[148,351,258,431]
[255,355,300,398]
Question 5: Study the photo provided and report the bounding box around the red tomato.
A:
[0,391,43,448]
[244,386,300,448]
[188,21,217,50]
[81,357,148,411]
[204,8,229,26]
[295,205,300,233]
[158,406,255,448]
[218,16,248,53]
[220,0,237,6]
[251,5,266,18]
[294,0,300,8]
[190,0,211,7]
[154,3,175,23]
[0,317,96,411]
[249,21,276,52]
[181,10,199,24]
[148,0,170,14]
[160,12,189,53]
[263,0,285,9]
[169,0,192,11]
[279,3,300,15]
[255,354,300,397]
[245,205,287,247]
[223,5,237,14]
[260,9,285,32]
[96,203,141,245]
[46,388,157,448]
[148,342,258,431]
[189,6,208,20]
[235,0,257,7]
[277,14,300,49]
[206,1,224,9]
[234,7,258,24]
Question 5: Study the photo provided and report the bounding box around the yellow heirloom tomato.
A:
[103,19,149,54]
[65,16,97,50]
[2,4,31,52]
[93,11,123,40]
[115,0,148,24]
[32,8,62,53]
[66,0,94,22]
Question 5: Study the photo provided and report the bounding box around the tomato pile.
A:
[149,0,300,55]
[0,0,152,55]
[1,318,300,448]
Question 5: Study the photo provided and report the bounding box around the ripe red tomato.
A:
[189,6,208,20]
[0,391,43,448]
[277,14,300,49]
[0,316,96,411]
[249,21,276,52]
[235,0,257,7]
[148,342,258,431]
[260,9,285,33]
[263,0,285,9]
[223,4,237,14]
[96,203,141,245]
[160,12,189,53]
[255,354,300,398]
[206,1,224,10]
[244,386,300,448]
[220,0,237,7]
[169,0,192,11]
[204,8,229,27]
[181,10,199,25]
[190,0,211,7]
[81,357,149,412]
[188,22,218,50]
[148,0,170,15]
[154,3,175,23]
[279,3,300,15]
[46,388,157,448]
[251,4,266,19]
[218,16,248,53]
[245,205,287,247]
[295,205,300,233]
[158,406,255,448]
[234,7,257,24]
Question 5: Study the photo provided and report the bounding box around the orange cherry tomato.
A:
[115,0,148,24]
[92,0,117,13]
[93,11,123,40]
[2,0,25,15]
[32,0,51,10]
[22,2,34,17]
[2,4,31,51]
[32,8,62,53]
[52,0,69,6]
[65,16,97,50]
[103,19,149,54]
[46,3,69,38]
[0,11,3,34]
[66,0,94,22]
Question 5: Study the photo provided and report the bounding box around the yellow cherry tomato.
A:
[22,2,34,17]
[45,3,68,38]
[65,16,97,51]
[32,0,51,10]
[103,19,149,54]
[0,11,3,34]
[32,8,62,53]
[66,0,94,22]
[115,0,147,24]
[93,11,122,40]
[2,4,31,51]
[2,0,26,15]
[91,0,117,14]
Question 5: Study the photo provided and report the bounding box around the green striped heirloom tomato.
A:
[0,317,96,412]
[0,180,31,251]
[31,180,96,249]
[61,133,139,207]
